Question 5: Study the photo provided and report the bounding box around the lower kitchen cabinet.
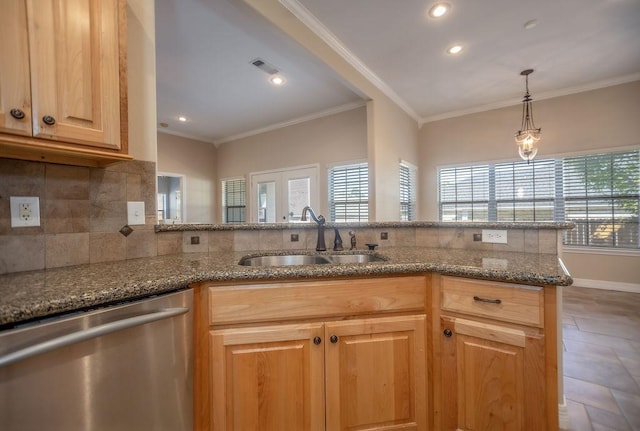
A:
[439,316,546,431]
[433,275,558,431]
[197,275,429,431]
[210,323,326,430]
[209,315,427,431]
[325,315,427,430]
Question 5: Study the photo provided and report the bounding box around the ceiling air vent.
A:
[250,58,279,75]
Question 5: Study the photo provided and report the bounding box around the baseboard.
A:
[558,395,570,430]
[571,278,640,293]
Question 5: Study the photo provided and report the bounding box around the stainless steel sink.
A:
[238,253,386,266]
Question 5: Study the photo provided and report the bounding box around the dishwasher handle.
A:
[0,307,189,368]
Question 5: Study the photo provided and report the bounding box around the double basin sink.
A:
[239,252,386,267]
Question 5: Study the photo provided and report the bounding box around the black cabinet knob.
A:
[313,336,322,345]
[42,115,56,126]
[10,109,25,120]
[330,335,339,344]
[443,329,453,338]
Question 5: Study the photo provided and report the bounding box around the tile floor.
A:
[563,286,640,430]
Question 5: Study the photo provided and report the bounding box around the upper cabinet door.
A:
[26,0,121,150]
[0,1,32,136]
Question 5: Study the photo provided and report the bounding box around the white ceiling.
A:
[155,0,640,145]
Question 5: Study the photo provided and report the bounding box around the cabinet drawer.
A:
[441,276,543,327]
[209,276,427,326]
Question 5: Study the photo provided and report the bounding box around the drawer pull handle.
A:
[330,335,339,344]
[443,329,453,338]
[42,115,56,126]
[473,295,502,304]
[313,336,322,345]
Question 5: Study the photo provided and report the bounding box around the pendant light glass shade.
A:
[515,69,541,163]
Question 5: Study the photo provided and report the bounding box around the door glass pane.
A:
[287,177,310,222]
[157,175,182,223]
[257,181,276,223]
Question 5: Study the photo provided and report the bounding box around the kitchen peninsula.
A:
[0,221,573,431]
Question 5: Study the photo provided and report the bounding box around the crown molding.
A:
[156,129,217,146]
[215,101,366,145]
[279,0,421,124]
[421,72,640,125]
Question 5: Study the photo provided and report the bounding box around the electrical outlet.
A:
[10,196,40,227]
[482,229,508,244]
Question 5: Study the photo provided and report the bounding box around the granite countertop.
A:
[0,247,572,327]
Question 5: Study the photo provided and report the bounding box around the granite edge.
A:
[155,221,577,232]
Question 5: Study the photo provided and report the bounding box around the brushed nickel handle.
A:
[0,307,189,368]
[473,295,502,304]
[42,115,56,126]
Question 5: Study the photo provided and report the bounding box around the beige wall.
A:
[127,0,157,163]
[418,80,640,288]
[242,0,420,221]
[157,133,218,223]
[216,107,367,217]
[367,100,420,220]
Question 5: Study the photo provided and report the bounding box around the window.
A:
[329,162,368,222]
[222,178,245,223]
[439,165,489,221]
[438,150,639,249]
[400,161,417,221]
[563,151,639,248]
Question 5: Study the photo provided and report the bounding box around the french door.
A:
[250,165,319,223]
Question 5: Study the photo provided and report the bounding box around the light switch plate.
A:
[10,196,40,227]
[482,229,508,244]
[127,201,145,225]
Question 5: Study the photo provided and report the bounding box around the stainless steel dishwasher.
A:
[0,288,193,431]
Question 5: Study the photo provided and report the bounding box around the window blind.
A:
[400,162,417,221]
[438,165,489,221]
[562,151,639,248]
[222,178,246,223]
[437,150,640,249]
[329,162,368,222]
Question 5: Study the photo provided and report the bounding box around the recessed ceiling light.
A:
[177,116,187,122]
[446,44,463,55]
[269,75,285,86]
[159,122,169,128]
[524,19,538,30]
[428,2,451,18]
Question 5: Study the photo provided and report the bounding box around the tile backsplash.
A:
[0,158,157,274]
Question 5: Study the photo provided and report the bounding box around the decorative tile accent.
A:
[183,231,208,253]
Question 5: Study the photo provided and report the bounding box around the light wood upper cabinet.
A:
[0,0,129,167]
[0,1,32,136]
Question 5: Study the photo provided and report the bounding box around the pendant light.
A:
[515,69,541,163]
